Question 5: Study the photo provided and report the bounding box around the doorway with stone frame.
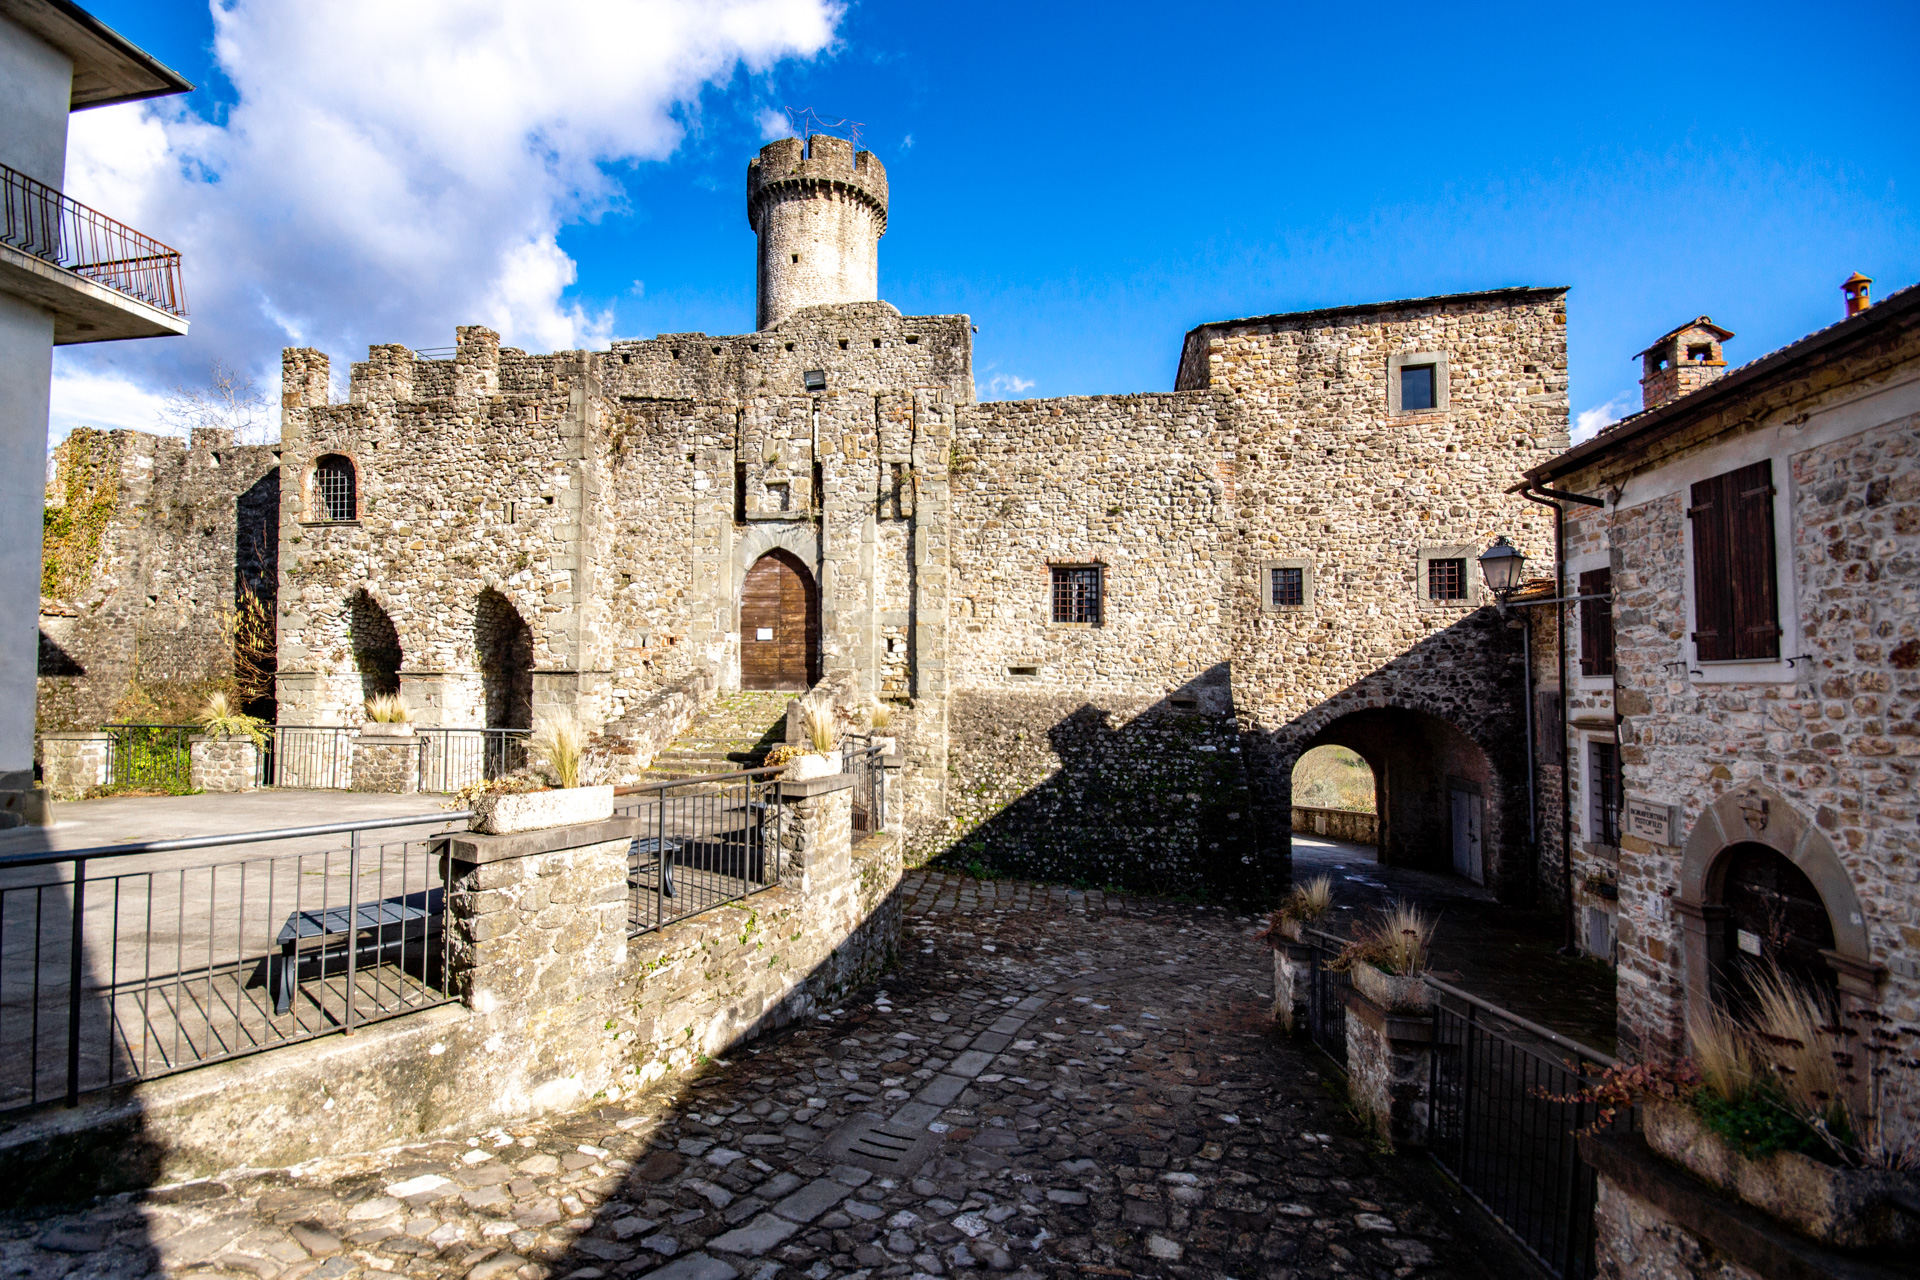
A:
[739,550,820,691]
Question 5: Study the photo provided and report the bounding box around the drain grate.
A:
[818,1112,942,1176]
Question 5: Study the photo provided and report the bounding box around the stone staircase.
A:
[639,691,791,781]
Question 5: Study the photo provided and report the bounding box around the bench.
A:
[270,887,443,1015]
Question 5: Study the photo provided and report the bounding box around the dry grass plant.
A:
[869,701,893,731]
[802,703,835,754]
[1687,1001,1759,1103]
[1746,965,1850,1131]
[531,720,590,789]
[364,693,412,723]
[195,692,267,746]
[1335,902,1436,976]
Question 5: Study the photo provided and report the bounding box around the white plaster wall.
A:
[0,17,72,186]
[0,292,55,778]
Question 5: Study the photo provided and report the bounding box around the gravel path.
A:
[1,870,1531,1280]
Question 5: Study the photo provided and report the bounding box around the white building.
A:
[1,0,189,825]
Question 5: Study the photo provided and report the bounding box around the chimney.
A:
[1843,272,1873,316]
[1636,317,1735,412]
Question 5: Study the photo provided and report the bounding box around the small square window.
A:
[1270,566,1304,608]
[1400,364,1437,412]
[1427,557,1467,601]
[1050,566,1101,625]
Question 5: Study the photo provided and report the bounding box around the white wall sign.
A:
[1626,800,1678,846]
[755,628,774,641]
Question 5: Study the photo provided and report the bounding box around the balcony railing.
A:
[0,162,186,318]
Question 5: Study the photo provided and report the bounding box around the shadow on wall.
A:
[349,590,402,703]
[1243,608,1531,903]
[923,664,1258,902]
[476,589,534,731]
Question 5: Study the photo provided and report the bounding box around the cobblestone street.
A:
[2,871,1529,1280]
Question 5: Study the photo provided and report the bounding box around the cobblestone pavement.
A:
[2,870,1531,1280]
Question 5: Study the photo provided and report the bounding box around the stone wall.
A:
[38,427,279,730]
[187,734,257,793]
[38,730,108,798]
[1291,805,1377,844]
[350,734,418,793]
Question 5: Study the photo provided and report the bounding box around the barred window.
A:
[1050,566,1101,625]
[1270,566,1304,608]
[1589,739,1622,846]
[314,454,356,522]
[1427,557,1467,601]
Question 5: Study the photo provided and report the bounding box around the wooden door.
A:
[740,551,818,690]
[1450,785,1484,883]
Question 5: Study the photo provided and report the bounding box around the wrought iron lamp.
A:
[1478,536,1527,603]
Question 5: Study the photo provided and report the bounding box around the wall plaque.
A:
[1626,799,1678,846]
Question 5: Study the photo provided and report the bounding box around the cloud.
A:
[1573,391,1636,443]
[979,372,1037,399]
[53,0,841,440]
[758,108,794,140]
[49,365,171,442]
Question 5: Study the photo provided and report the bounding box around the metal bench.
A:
[269,887,443,1015]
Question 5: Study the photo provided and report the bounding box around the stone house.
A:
[42,133,1573,900]
[1519,278,1920,1138]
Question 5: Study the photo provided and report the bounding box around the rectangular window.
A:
[1427,557,1467,601]
[1689,459,1779,661]
[1400,364,1437,412]
[1050,566,1102,625]
[1270,566,1304,608]
[1579,567,1615,677]
[1589,739,1621,846]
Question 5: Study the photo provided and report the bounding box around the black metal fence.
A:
[1,160,188,317]
[616,769,784,936]
[1426,977,1621,1280]
[842,738,887,836]
[256,726,530,792]
[0,813,465,1113]
[260,726,354,790]
[1301,926,1351,1066]
[103,725,194,792]
[417,729,529,792]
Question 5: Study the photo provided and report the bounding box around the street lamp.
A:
[1478,536,1527,603]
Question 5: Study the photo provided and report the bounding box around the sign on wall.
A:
[1626,799,1680,846]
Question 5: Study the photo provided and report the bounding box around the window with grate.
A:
[1579,567,1615,676]
[1427,557,1467,601]
[1689,459,1780,661]
[1589,739,1621,846]
[1270,566,1304,608]
[314,454,356,521]
[1050,566,1101,625]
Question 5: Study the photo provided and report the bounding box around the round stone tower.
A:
[747,134,889,330]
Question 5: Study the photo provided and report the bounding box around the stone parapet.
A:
[1343,991,1436,1150]
[1270,941,1315,1030]
[1292,804,1377,845]
[38,731,109,799]
[349,735,418,793]
[187,734,258,792]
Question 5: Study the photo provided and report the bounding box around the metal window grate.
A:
[1270,566,1304,607]
[315,455,356,521]
[1050,566,1101,625]
[1588,740,1621,846]
[1428,557,1467,601]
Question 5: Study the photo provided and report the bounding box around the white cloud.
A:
[53,0,841,429]
[758,108,793,140]
[1573,391,1636,443]
[979,372,1036,399]
[48,365,171,443]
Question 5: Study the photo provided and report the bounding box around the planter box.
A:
[470,785,614,835]
[1349,962,1431,1012]
[787,752,841,782]
[359,722,415,737]
[1643,1100,1920,1248]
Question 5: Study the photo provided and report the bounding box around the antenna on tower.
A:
[782,106,865,152]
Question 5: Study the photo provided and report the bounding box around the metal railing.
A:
[616,769,784,936]
[1301,925,1351,1065]
[1425,976,1621,1280]
[260,726,355,790]
[417,728,529,792]
[841,737,887,836]
[257,726,531,792]
[1,161,187,317]
[0,813,465,1113]
[103,725,194,792]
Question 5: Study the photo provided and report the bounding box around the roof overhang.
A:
[0,0,192,109]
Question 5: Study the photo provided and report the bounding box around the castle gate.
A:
[740,550,820,691]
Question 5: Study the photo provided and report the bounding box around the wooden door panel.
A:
[741,552,816,690]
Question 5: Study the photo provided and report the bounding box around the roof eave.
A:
[1,0,193,110]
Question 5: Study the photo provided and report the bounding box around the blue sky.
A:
[60,0,1920,440]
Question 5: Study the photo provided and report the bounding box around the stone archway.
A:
[347,589,401,702]
[474,588,534,731]
[1676,784,1880,1033]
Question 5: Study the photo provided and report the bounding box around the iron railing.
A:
[257,727,530,792]
[260,726,356,790]
[1425,976,1621,1280]
[416,729,529,792]
[1301,925,1351,1066]
[1,161,187,317]
[841,737,887,836]
[0,813,465,1113]
[103,724,194,793]
[616,769,785,936]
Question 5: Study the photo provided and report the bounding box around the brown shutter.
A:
[1578,568,1613,677]
[1689,471,1735,661]
[1728,460,1780,660]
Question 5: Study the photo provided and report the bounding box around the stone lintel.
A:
[439,817,647,865]
[1580,1131,1904,1280]
[773,775,857,800]
[1343,991,1435,1044]
[37,731,111,741]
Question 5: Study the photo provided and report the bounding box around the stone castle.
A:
[39,133,1571,898]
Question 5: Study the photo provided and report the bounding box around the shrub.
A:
[364,693,411,723]
[1334,902,1435,976]
[1257,875,1334,945]
[195,692,267,746]
[530,720,589,789]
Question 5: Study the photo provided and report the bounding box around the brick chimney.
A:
[1636,317,1734,411]
[1843,272,1873,316]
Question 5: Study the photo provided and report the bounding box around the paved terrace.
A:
[1,869,1533,1280]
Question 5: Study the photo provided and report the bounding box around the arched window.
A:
[314,454,356,521]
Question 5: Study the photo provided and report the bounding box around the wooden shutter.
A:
[1579,568,1614,677]
[1689,472,1735,660]
[1690,460,1779,662]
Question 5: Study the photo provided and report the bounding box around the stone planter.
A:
[1277,916,1308,943]
[1642,1100,1920,1249]
[359,722,415,737]
[470,784,614,835]
[1349,962,1432,1011]
[787,752,841,782]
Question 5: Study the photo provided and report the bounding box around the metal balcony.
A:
[0,160,187,339]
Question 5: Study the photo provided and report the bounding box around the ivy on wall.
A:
[41,428,120,600]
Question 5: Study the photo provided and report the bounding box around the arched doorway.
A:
[474,589,534,731]
[740,550,820,691]
[1709,841,1837,1011]
[1290,745,1378,856]
[348,589,401,702]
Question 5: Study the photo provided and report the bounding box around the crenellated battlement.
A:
[746,134,889,234]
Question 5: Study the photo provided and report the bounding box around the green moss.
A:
[1692,1088,1828,1160]
[41,429,120,599]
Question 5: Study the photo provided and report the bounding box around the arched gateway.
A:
[740,550,820,691]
